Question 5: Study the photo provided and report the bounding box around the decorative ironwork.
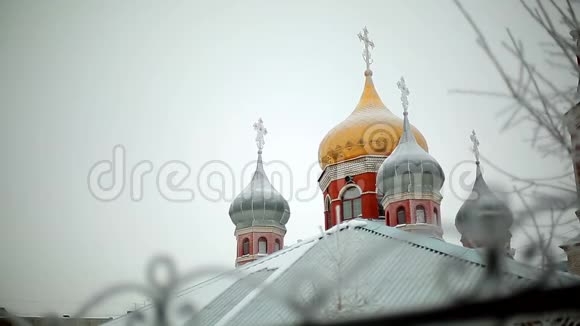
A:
[1,240,578,326]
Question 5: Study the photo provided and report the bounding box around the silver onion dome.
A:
[229,151,290,230]
[376,108,445,198]
[455,162,513,246]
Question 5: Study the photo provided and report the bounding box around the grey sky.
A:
[0,0,575,318]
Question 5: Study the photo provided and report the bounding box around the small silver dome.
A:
[455,163,513,245]
[377,112,445,197]
[229,152,290,230]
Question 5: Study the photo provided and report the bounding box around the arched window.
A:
[434,208,439,225]
[397,207,406,225]
[402,172,413,192]
[274,239,281,252]
[242,238,250,255]
[341,187,362,220]
[416,205,426,223]
[422,171,433,192]
[258,237,267,254]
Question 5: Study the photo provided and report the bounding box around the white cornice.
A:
[235,226,286,237]
[318,155,387,192]
[381,192,442,208]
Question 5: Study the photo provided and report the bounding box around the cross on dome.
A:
[357,26,375,73]
[397,76,410,114]
[253,118,268,152]
[470,129,480,163]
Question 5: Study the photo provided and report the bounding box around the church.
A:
[102,28,580,326]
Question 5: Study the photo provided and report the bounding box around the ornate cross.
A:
[470,129,480,163]
[397,76,410,113]
[357,26,375,71]
[253,118,268,151]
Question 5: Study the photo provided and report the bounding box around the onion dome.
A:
[318,27,427,170]
[318,70,428,169]
[455,132,513,247]
[376,77,445,198]
[229,119,290,230]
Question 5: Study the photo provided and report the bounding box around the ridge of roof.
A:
[357,219,579,283]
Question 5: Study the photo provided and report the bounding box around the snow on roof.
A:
[212,236,319,326]
[102,234,319,326]
[325,219,367,235]
[104,219,578,326]
[360,220,579,284]
[217,220,578,325]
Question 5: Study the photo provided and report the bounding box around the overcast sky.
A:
[0,0,576,319]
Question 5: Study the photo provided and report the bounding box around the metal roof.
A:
[192,269,275,326]
[104,220,578,326]
[217,220,577,326]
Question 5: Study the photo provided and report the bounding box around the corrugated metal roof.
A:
[102,235,318,326]
[192,269,275,326]
[216,220,578,326]
[105,219,579,326]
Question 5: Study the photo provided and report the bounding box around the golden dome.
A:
[318,71,428,169]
